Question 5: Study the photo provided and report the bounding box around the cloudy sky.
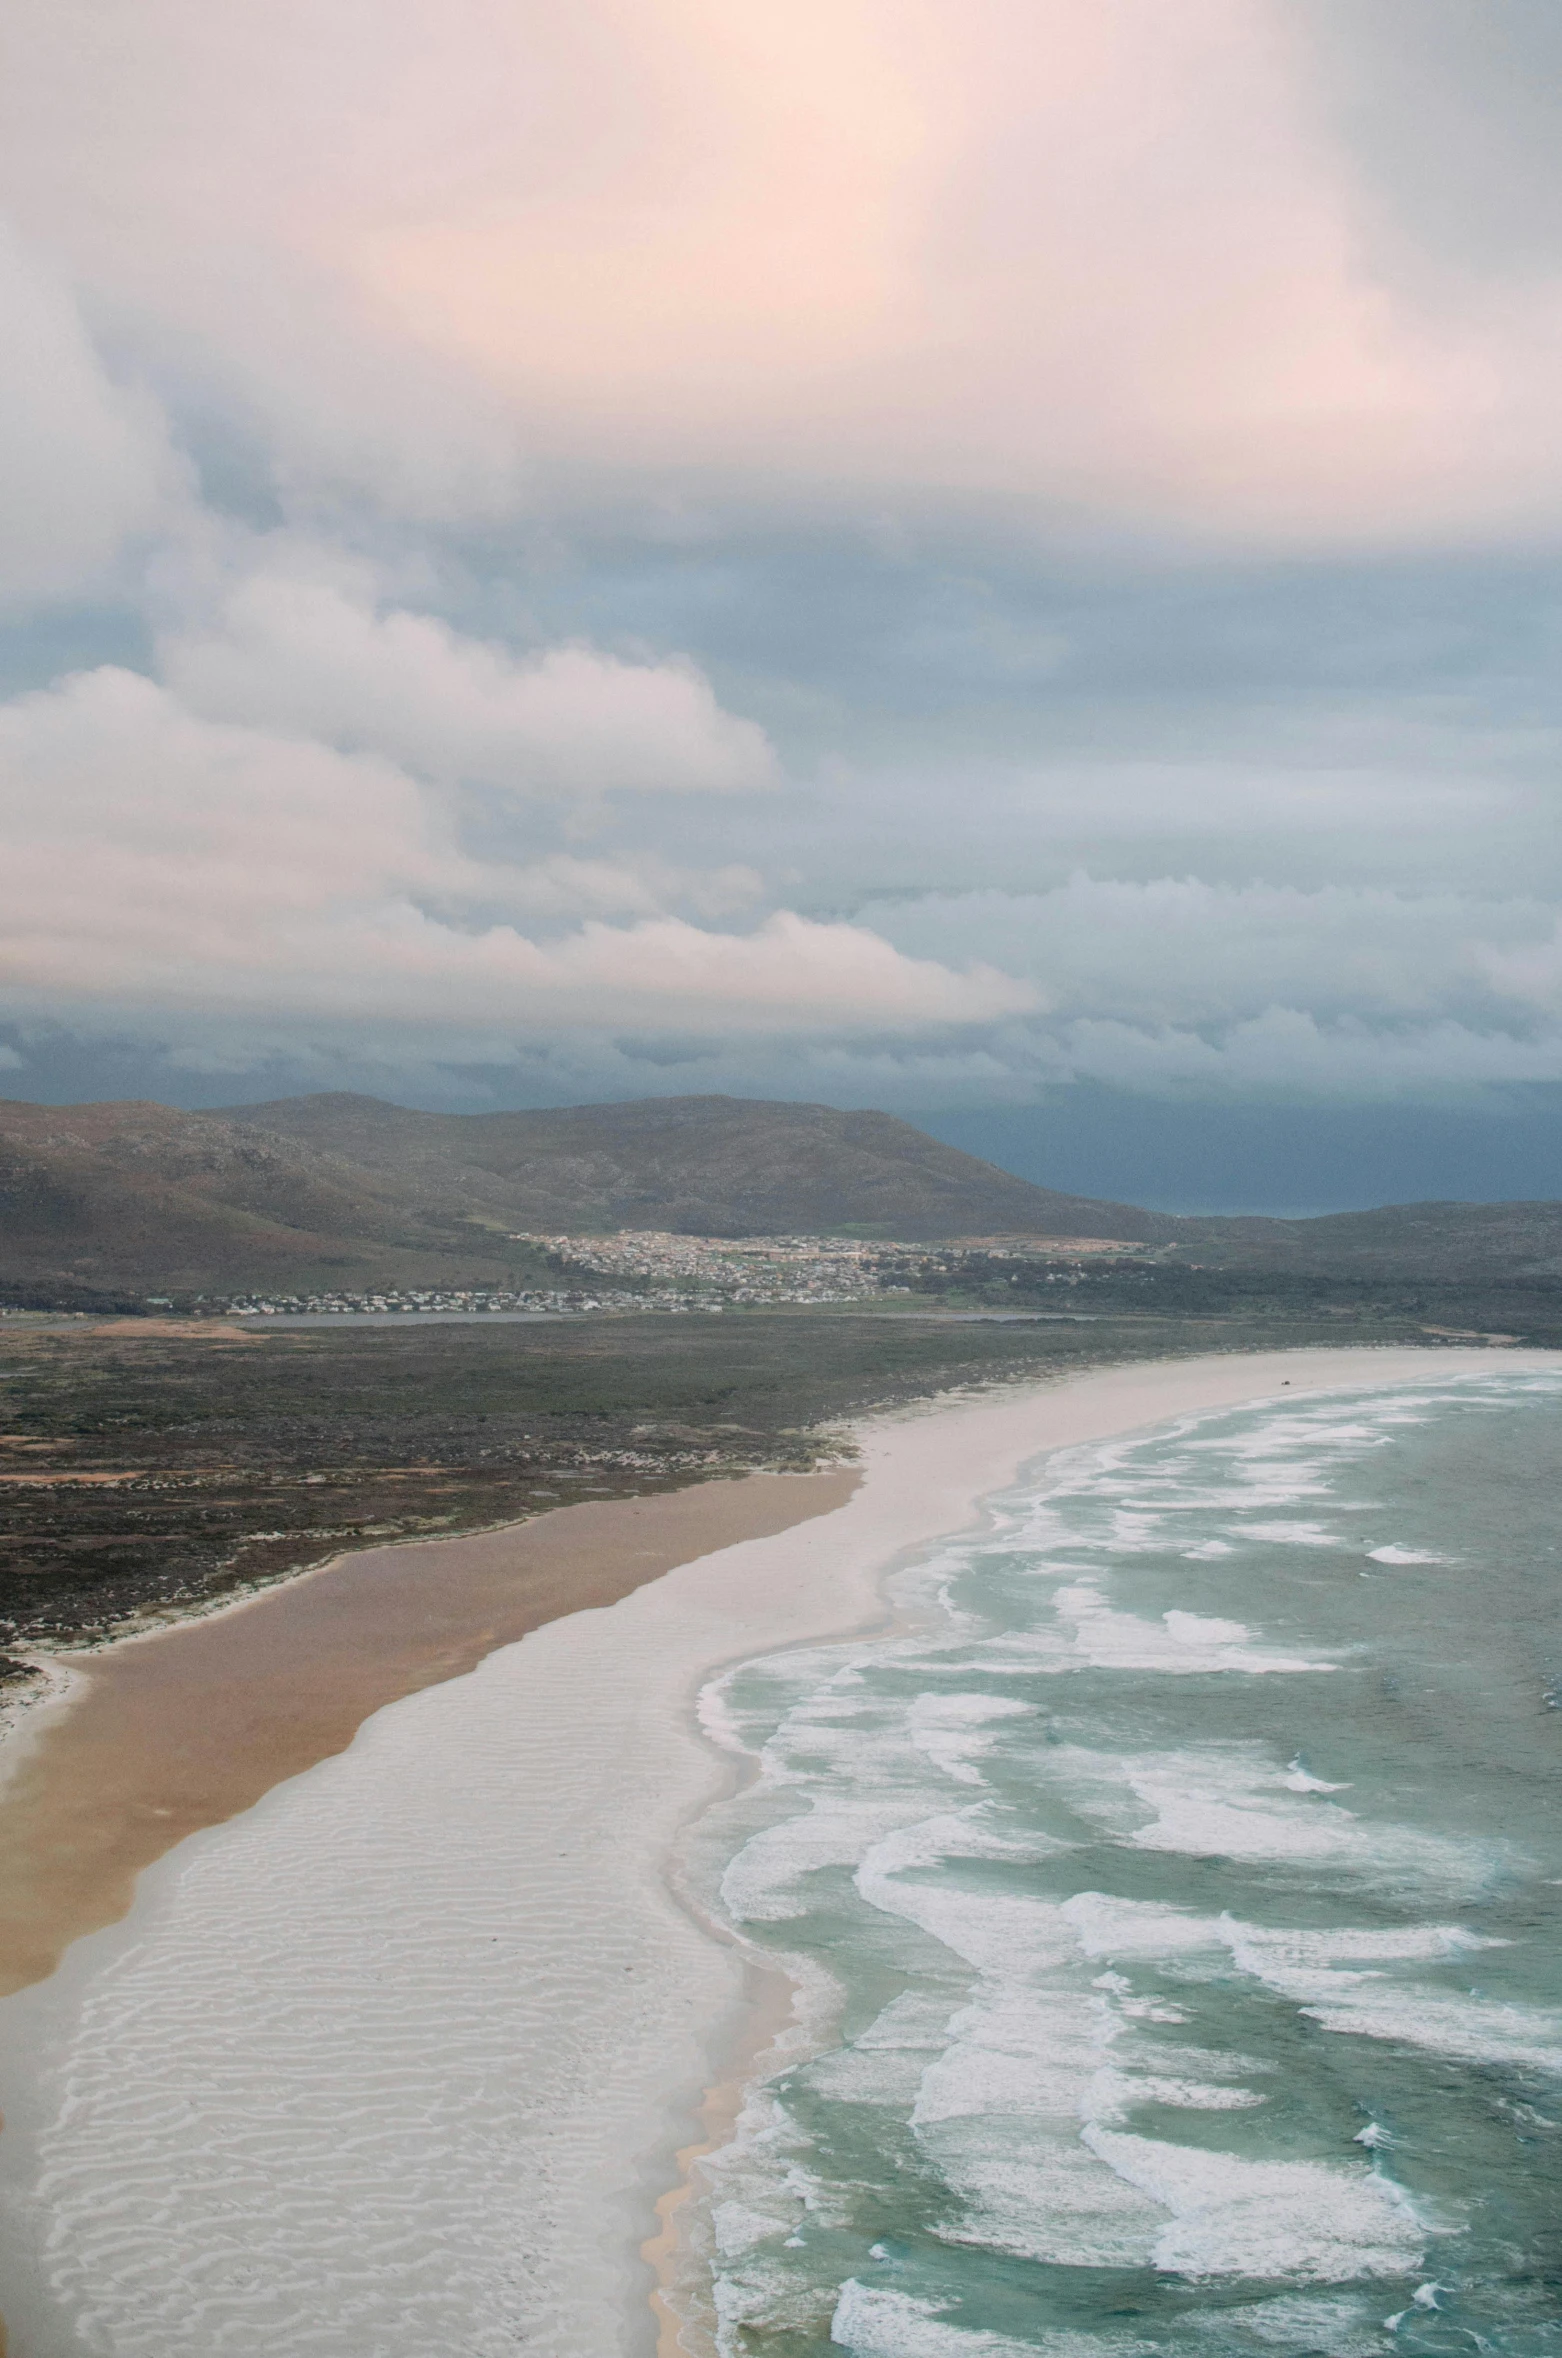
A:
[6,0,1562,1208]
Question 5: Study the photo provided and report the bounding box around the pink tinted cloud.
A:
[0,667,1034,1034]
[160,570,779,796]
[0,0,1552,542]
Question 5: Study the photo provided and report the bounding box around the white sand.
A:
[0,1347,1550,2357]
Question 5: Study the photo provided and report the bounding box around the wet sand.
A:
[0,1468,857,2000]
[2,1349,1553,2358]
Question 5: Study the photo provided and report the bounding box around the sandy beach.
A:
[0,1344,1553,2357]
[0,1467,860,2000]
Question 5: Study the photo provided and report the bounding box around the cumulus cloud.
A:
[0,667,1030,1037]
[160,570,779,795]
[8,2,1562,1140]
[0,221,178,607]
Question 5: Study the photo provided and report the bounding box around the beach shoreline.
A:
[0,1343,1555,2357]
[641,1344,1562,2356]
[0,1463,862,2004]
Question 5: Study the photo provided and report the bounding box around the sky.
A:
[6,0,1562,1210]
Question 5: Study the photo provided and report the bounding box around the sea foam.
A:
[684,1371,1562,2350]
[1080,2130,1426,2280]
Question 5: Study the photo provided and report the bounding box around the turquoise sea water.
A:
[682,1372,1562,2358]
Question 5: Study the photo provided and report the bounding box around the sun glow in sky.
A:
[6,0,1562,1201]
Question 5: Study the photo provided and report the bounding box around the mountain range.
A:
[1,1091,1559,1300]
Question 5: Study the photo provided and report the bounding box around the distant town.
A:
[221,1230,1148,1318]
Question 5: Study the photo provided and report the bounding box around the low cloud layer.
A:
[0,662,1027,1039]
[867,876,1562,1030]
[5,2,1562,1176]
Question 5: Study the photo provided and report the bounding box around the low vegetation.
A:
[0,1293,1463,1662]
[3,1090,1557,1681]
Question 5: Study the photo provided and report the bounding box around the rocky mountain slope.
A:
[0,1093,1165,1297]
[1,1090,1558,1302]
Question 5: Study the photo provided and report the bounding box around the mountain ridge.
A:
[0,1091,1169,1297]
[2,1090,1560,1299]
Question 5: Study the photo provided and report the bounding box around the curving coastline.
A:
[0,1346,1551,2356]
[0,1467,861,2004]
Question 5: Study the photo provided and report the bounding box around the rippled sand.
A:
[0,1350,1541,2358]
[0,1471,859,2005]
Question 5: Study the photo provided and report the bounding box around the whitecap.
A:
[1075,1746,1490,1888]
[926,2121,1164,2269]
[1208,1922,1562,2071]
[1086,2067,1265,2122]
[1081,2129,1427,2280]
[697,1673,751,1755]
[907,1694,1033,1787]
[831,2279,1151,2356]
[1225,1922,1504,1970]
[722,1792,933,1924]
[1283,1758,1349,1792]
[857,1829,1077,1977]
[1221,2291,1391,2352]
[713,2201,795,2258]
[1298,1987,1562,2074]
[1051,1586,1333,1676]
[912,1996,1105,2132]
[1231,1520,1344,1547]
[1061,1891,1225,1960]
[803,1992,957,2105]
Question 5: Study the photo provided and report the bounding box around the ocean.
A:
[678,1370,1562,2358]
[1,1363,1557,2358]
